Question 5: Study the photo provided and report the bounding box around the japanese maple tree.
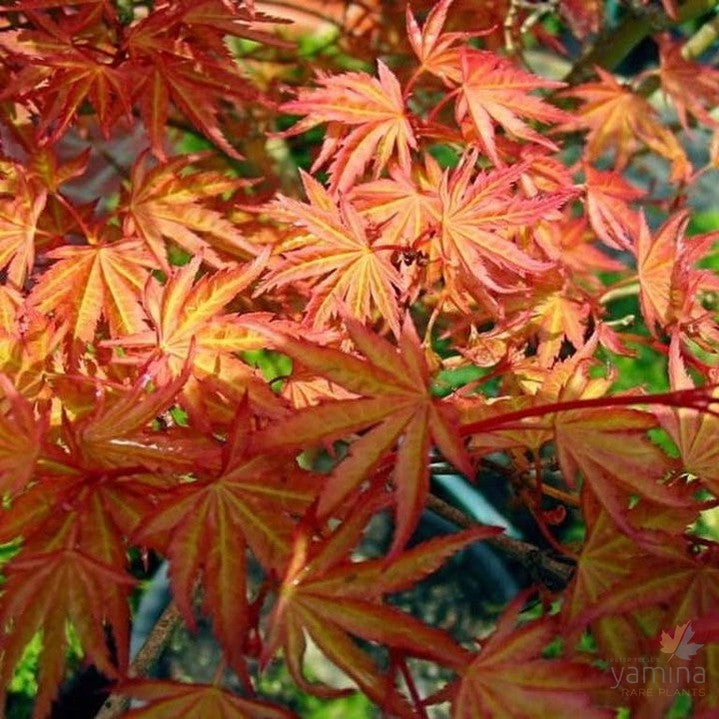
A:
[1,0,718,717]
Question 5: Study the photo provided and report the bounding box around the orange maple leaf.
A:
[658,35,719,130]
[122,153,259,271]
[659,621,703,660]
[259,171,404,335]
[28,234,153,342]
[0,549,134,719]
[280,61,417,193]
[134,400,317,671]
[558,66,690,181]
[105,251,281,426]
[436,155,568,295]
[448,593,611,719]
[456,48,568,165]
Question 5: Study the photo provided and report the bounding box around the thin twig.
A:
[95,602,183,719]
[426,493,575,590]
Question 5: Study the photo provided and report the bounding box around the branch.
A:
[95,602,183,719]
[563,0,719,85]
[426,493,575,591]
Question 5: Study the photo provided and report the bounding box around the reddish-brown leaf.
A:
[449,594,611,719]
[247,314,473,553]
[263,503,498,717]
[118,680,297,719]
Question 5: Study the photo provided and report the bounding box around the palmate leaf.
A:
[570,535,719,713]
[280,61,417,194]
[528,289,590,368]
[0,374,42,494]
[0,367,204,560]
[657,35,719,130]
[0,549,134,719]
[406,0,474,85]
[246,313,473,553]
[561,500,699,671]
[436,156,569,294]
[125,0,281,159]
[122,153,259,271]
[0,19,132,143]
[0,368,209,716]
[658,337,719,494]
[28,236,153,343]
[107,251,283,426]
[134,400,319,671]
[447,593,611,719]
[635,210,719,349]
[259,172,403,336]
[558,67,690,181]
[455,48,568,165]
[0,175,46,288]
[262,494,499,717]
[460,345,692,541]
[583,165,642,250]
[635,211,683,335]
[349,154,443,249]
[118,680,297,719]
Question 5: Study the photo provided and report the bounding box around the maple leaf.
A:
[583,165,642,250]
[660,621,703,661]
[455,48,568,165]
[0,173,47,287]
[246,313,473,554]
[0,549,134,719]
[657,337,719,495]
[122,153,259,271]
[534,217,625,275]
[118,680,297,718]
[258,172,403,336]
[658,35,719,130]
[0,20,132,143]
[460,344,692,540]
[558,67,690,181]
[550,364,692,540]
[436,156,568,294]
[106,251,282,426]
[62,365,199,472]
[447,593,611,719]
[0,374,42,494]
[406,0,475,86]
[0,371,211,580]
[633,210,719,346]
[124,0,278,159]
[28,235,153,342]
[635,211,681,335]
[280,61,417,193]
[263,496,498,717]
[134,399,318,671]
[528,289,590,367]
[561,501,699,665]
[568,535,719,711]
[349,154,443,250]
